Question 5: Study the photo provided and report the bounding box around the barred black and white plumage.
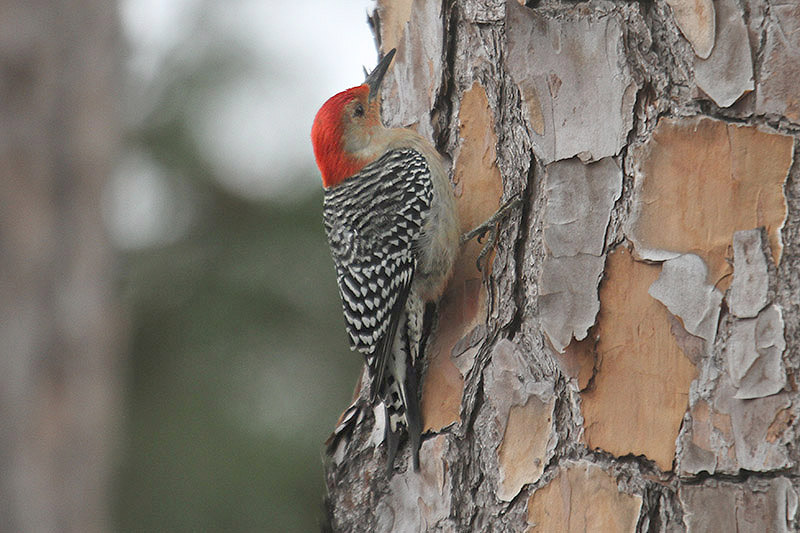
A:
[324,149,432,366]
[323,149,433,469]
[313,50,459,474]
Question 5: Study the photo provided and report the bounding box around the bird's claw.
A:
[461,194,523,273]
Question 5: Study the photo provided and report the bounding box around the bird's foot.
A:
[460,195,523,272]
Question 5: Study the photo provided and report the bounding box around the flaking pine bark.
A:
[323,1,800,532]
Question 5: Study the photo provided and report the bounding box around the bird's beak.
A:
[366,48,396,102]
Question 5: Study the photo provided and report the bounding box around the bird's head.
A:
[311,49,396,188]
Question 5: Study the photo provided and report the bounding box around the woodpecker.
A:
[312,49,459,472]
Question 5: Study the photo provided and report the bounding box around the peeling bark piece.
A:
[754,306,786,368]
[526,462,642,532]
[681,478,798,533]
[726,387,792,472]
[383,435,454,532]
[496,395,555,501]
[648,254,723,346]
[505,2,636,163]
[680,438,718,476]
[543,157,622,258]
[381,0,442,141]
[557,336,596,390]
[665,0,715,58]
[726,305,786,399]
[708,375,790,473]
[678,374,794,475]
[582,248,697,472]
[756,3,800,123]
[539,157,621,352]
[694,0,753,107]
[667,313,706,366]
[539,254,604,353]
[727,319,763,394]
[728,228,770,318]
[678,399,728,475]
[485,341,552,418]
[451,324,485,377]
[485,340,556,502]
[628,116,793,290]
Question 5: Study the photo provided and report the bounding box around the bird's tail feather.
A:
[382,323,421,474]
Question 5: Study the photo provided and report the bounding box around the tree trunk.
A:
[324,0,799,531]
[0,2,122,531]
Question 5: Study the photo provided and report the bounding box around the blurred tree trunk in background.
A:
[325,0,800,531]
[0,2,121,532]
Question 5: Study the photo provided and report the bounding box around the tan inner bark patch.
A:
[377,0,414,54]
[453,82,503,237]
[526,462,642,532]
[629,116,793,290]
[766,408,795,443]
[496,395,554,501]
[421,82,502,432]
[581,247,698,472]
[421,280,482,432]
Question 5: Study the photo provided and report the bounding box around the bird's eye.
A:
[353,103,365,117]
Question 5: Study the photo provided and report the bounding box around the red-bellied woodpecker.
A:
[311,49,459,472]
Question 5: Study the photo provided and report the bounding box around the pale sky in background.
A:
[108,0,378,247]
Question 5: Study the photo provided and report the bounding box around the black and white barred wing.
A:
[323,149,433,393]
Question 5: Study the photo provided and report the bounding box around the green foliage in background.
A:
[114,39,360,533]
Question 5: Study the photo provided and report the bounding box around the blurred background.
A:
[113,1,376,531]
[1,1,377,532]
